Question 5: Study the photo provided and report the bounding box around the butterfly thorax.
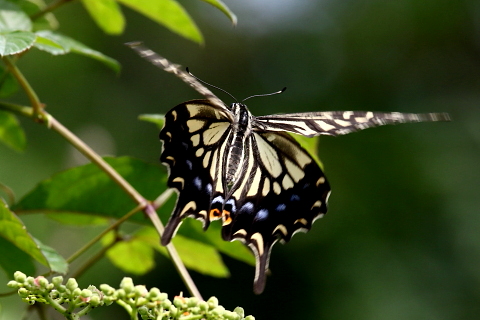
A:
[225,103,253,189]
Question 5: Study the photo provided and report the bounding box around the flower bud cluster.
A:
[7,272,255,320]
[8,271,105,311]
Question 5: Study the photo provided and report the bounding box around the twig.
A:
[2,57,43,118]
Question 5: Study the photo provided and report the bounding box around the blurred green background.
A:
[1,0,480,319]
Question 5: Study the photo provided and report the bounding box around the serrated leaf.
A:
[17,0,59,31]
[81,0,125,35]
[0,110,26,152]
[0,0,32,32]
[199,0,237,25]
[34,30,120,72]
[35,238,68,274]
[0,30,36,56]
[117,0,203,44]
[139,114,164,130]
[137,227,230,277]
[0,199,48,266]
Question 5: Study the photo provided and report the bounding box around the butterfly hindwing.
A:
[159,100,232,244]
[221,131,331,294]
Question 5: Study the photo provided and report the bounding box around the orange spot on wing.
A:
[209,208,222,220]
[222,210,232,225]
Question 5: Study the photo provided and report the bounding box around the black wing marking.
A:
[220,131,331,294]
[126,42,233,122]
[254,111,451,137]
[159,100,232,244]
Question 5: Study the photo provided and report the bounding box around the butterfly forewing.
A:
[159,100,232,244]
[255,111,451,137]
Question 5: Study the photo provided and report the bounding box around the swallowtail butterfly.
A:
[127,42,450,294]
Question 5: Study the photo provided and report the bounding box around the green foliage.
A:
[0,110,25,151]
[13,156,168,221]
[0,199,67,275]
[8,273,255,319]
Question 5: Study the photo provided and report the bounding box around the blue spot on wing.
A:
[290,194,300,201]
[205,183,212,194]
[255,209,269,221]
[186,160,193,170]
[193,177,202,190]
[239,202,254,214]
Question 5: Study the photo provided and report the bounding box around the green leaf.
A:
[80,0,125,35]
[117,0,203,44]
[14,157,169,223]
[0,199,48,266]
[178,219,255,266]
[35,238,68,274]
[0,0,32,32]
[34,30,120,72]
[139,113,164,130]
[0,30,36,56]
[199,0,237,25]
[137,227,230,278]
[0,110,26,152]
[0,236,35,278]
[17,0,59,31]
[46,212,109,226]
[106,233,156,275]
[33,34,65,55]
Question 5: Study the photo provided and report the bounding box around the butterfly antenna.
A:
[186,67,238,103]
[242,87,287,102]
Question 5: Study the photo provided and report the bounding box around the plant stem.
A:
[0,102,33,118]
[76,305,93,318]
[2,57,44,117]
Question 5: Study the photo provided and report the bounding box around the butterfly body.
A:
[127,42,450,294]
[225,103,252,187]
